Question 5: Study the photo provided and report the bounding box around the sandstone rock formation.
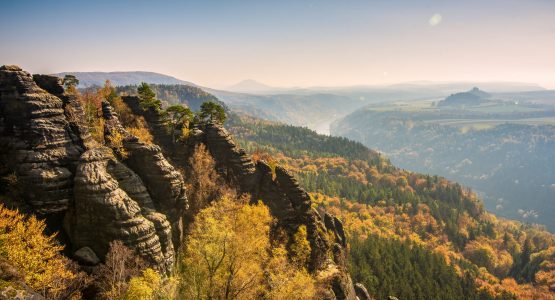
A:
[121,95,363,299]
[0,67,366,298]
[64,147,174,273]
[354,283,372,300]
[0,66,184,274]
[0,65,84,216]
[102,100,188,249]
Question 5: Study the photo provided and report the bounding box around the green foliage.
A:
[349,235,501,300]
[117,83,222,111]
[137,82,162,111]
[225,113,555,297]
[62,74,79,89]
[199,101,226,124]
[333,107,555,231]
[227,113,384,163]
[161,104,193,142]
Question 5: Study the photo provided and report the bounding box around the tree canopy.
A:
[137,82,161,111]
[62,74,79,90]
[199,101,226,124]
[161,104,194,142]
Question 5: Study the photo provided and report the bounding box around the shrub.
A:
[290,225,312,269]
[0,205,88,299]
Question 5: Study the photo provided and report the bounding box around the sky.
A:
[1,0,554,88]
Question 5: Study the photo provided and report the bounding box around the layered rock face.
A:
[200,123,358,299]
[0,66,183,274]
[64,147,174,272]
[200,123,336,270]
[0,65,84,215]
[1,65,366,298]
[121,96,362,299]
[102,100,187,250]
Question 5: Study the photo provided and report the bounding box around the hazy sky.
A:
[1,0,554,88]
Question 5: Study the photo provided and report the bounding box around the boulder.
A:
[73,247,100,265]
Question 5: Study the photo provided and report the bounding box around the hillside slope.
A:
[54,71,195,87]
[331,103,555,231]
[0,66,361,299]
[227,113,555,299]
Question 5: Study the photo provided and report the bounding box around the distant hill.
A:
[53,71,195,87]
[331,100,555,231]
[208,89,364,134]
[116,84,224,111]
[226,79,278,93]
[467,86,491,98]
[438,87,490,107]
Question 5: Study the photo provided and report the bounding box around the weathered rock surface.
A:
[73,247,100,265]
[331,272,357,300]
[118,97,363,299]
[64,147,174,273]
[198,123,331,269]
[110,84,373,299]
[1,65,367,298]
[102,100,188,250]
[0,65,84,215]
[0,66,184,274]
[354,283,372,300]
[325,212,347,248]
[198,123,364,299]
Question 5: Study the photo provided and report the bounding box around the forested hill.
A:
[116,83,225,111]
[331,104,555,231]
[226,113,555,299]
[226,114,383,162]
[54,71,195,87]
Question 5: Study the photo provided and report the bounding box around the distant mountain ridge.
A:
[225,79,297,94]
[53,71,195,87]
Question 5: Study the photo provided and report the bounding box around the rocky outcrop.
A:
[64,147,174,273]
[331,272,357,300]
[32,74,95,150]
[0,66,184,275]
[203,122,259,189]
[1,65,367,298]
[121,81,365,300]
[0,65,84,215]
[354,283,372,300]
[196,123,331,269]
[102,100,188,250]
[198,123,365,299]
[325,212,347,248]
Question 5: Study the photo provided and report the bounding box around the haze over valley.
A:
[2,1,555,299]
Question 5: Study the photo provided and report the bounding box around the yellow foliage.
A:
[184,144,225,216]
[265,246,316,300]
[0,205,78,297]
[124,268,161,300]
[290,225,312,269]
[107,131,128,159]
[181,126,191,140]
[126,126,154,145]
[180,196,272,299]
[91,116,105,144]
